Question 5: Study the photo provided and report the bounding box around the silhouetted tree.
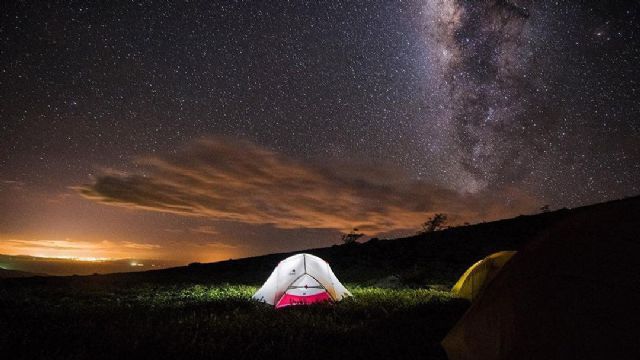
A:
[341,228,364,245]
[418,213,448,234]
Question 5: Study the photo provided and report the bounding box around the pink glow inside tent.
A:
[276,291,332,308]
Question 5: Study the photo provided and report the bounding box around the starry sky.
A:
[1,1,639,274]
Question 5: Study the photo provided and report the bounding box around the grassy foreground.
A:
[0,282,468,360]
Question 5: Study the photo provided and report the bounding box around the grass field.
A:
[0,280,468,360]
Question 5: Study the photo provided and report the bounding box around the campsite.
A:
[2,196,638,359]
[2,2,640,358]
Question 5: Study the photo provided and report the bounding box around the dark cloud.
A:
[79,137,537,234]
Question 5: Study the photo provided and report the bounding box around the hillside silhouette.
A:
[0,268,47,278]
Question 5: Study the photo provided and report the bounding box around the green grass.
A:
[0,282,468,360]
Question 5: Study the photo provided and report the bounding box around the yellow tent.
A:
[451,251,516,301]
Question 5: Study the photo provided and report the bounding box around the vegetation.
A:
[341,228,364,244]
[418,213,448,234]
[0,281,467,360]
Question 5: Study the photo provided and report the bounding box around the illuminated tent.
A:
[252,253,352,308]
[442,200,640,360]
[451,251,516,301]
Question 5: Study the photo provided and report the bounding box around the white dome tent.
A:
[252,253,352,308]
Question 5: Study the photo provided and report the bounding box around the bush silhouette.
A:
[341,228,364,245]
[418,213,448,234]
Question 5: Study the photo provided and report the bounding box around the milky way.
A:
[422,1,542,194]
[415,0,640,202]
[1,1,639,264]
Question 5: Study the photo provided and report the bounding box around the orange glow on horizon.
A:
[32,255,113,262]
[0,237,243,264]
[0,238,158,261]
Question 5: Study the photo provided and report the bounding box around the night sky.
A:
[1,1,639,274]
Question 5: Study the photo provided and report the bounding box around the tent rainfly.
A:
[252,253,352,308]
[451,251,516,301]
